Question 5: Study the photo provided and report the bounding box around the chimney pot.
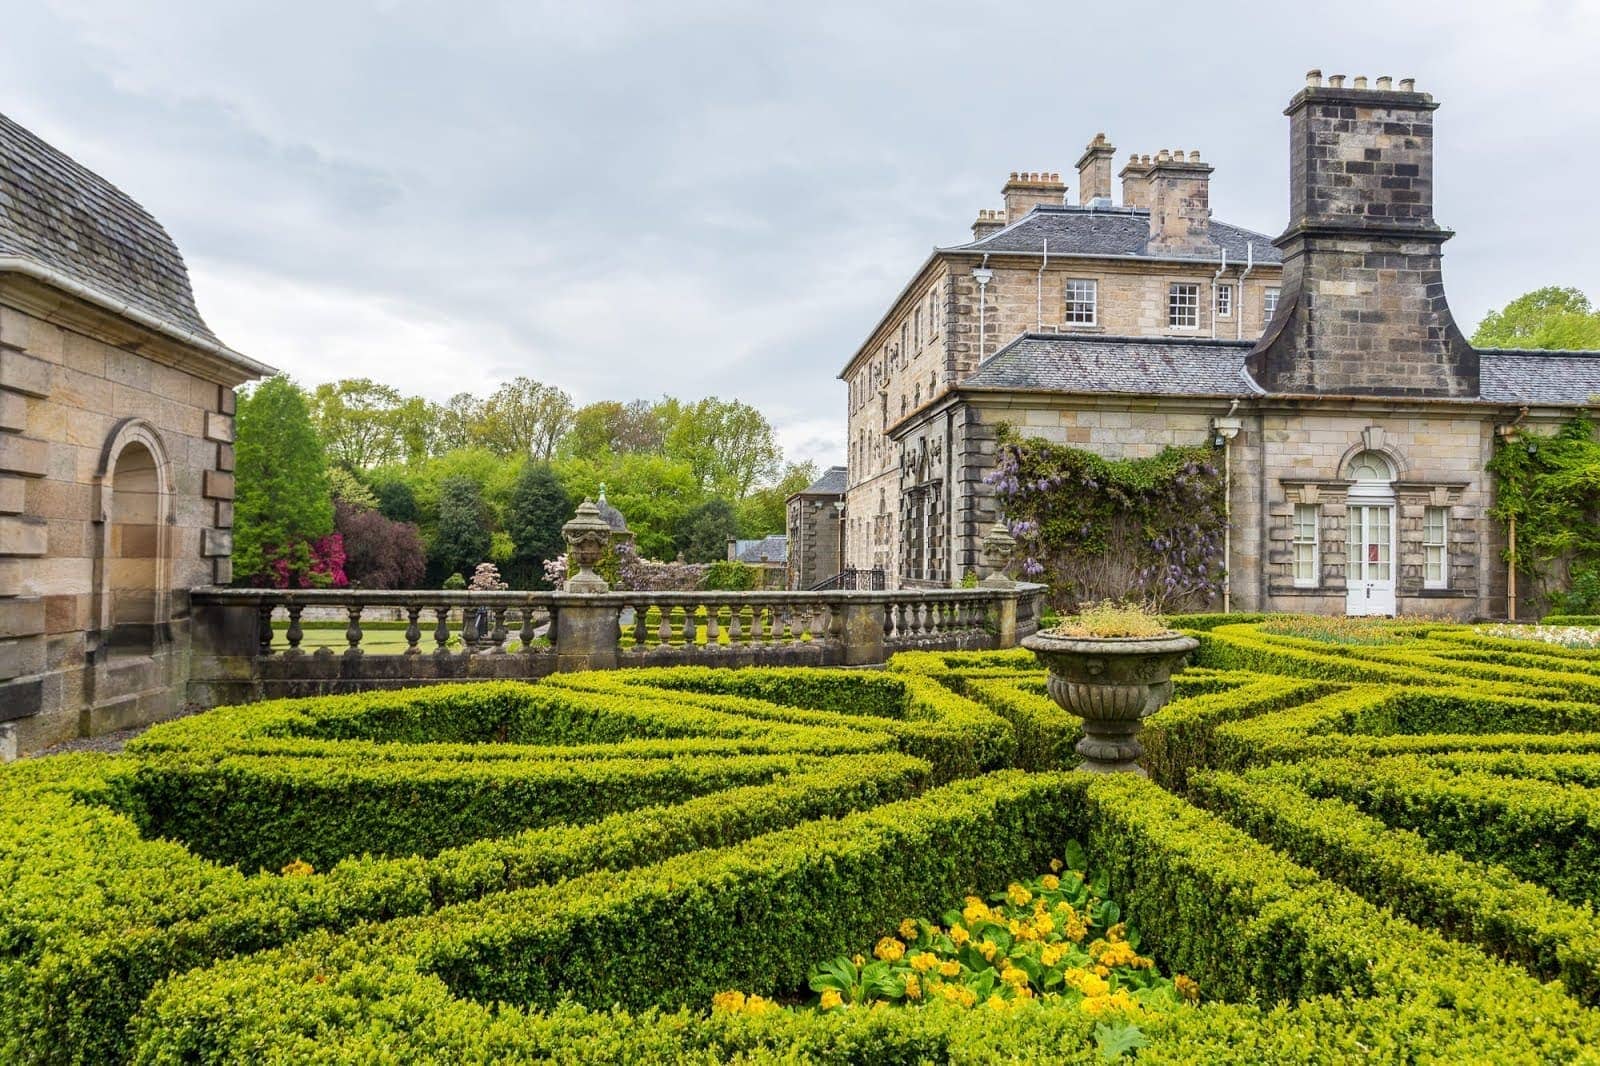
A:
[1353,75,1368,89]
[1399,77,1415,91]
[1376,75,1392,90]
[1188,150,1201,163]
[1306,68,1323,87]
[1329,74,1346,88]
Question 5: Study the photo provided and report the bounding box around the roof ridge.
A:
[1478,346,1600,359]
[1014,331,1257,348]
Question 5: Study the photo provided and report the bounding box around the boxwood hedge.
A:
[9,619,1600,1062]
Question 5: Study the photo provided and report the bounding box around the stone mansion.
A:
[839,73,1600,618]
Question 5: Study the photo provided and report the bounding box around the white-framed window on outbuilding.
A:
[1168,283,1199,328]
[1264,287,1281,318]
[1215,282,1233,318]
[1424,506,1449,588]
[1065,278,1097,325]
[1292,503,1320,587]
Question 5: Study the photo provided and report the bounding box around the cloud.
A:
[5,0,1599,473]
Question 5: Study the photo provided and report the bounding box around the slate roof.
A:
[794,465,847,497]
[0,111,220,345]
[1478,348,1600,406]
[963,334,1257,396]
[941,204,1283,266]
[733,535,788,565]
[961,333,1600,407]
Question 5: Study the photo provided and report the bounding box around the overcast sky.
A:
[6,1,1598,468]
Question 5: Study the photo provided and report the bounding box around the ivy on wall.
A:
[986,427,1225,611]
[1488,415,1600,613]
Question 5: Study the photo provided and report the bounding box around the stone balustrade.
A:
[189,583,1046,707]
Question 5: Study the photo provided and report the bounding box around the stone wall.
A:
[0,295,240,754]
[787,493,843,589]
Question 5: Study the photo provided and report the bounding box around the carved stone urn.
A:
[1021,630,1198,774]
[561,499,613,594]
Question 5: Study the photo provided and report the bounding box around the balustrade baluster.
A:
[461,606,479,649]
[285,605,304,651]
[519,606,537,651]
[729,605,744,643]
[800,605,816,641]
[681,604,697,646]
[657,604,673,646]
[257,604,274,656]
[488,606,509,652]
[704,604,719,646]
[404,606,422,654]
[434,607,451,653]
[345,605,364,654]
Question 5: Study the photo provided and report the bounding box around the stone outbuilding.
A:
[785,465,847,589]
[0,112,270,756]
[887,74,1600,617]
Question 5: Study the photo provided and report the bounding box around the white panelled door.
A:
[1345,503,1396,616]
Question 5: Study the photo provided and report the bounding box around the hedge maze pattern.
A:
[7,621,1600,1061]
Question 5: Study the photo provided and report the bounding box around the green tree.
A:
[432,393,485,454]
[308,379,409,469]
[664,397,782,498]
[232,376,334,585]
[368,471,421,524]
[507,462,571,588]
[563,398,667,456]
[478,377,575,459]
[554,451,702,560]
[737,461,818,537]
[676,497,741,562]
[430,476,492,586]
[1472,286,1600,350]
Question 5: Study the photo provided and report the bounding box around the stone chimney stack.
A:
[971,208,1006,240]
[1119,154,1152,209]
[1001,171,1067,223]
[1076,133,1116,205]
[1246,71,1478,397]
[1146,148,1215,255]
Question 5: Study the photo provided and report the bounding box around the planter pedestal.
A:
[1021,631,1198,774]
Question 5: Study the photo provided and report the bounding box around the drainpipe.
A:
[1213,400,1242,612]
[1236,243,1254,341]
[972,256,994,362]
[1036,238,1049,331]
[1211,247,1227,339]
[1495,406,1529,621]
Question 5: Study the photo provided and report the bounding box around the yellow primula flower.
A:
[1000,965,1030,989]
[280,858,314,877]
[1175,974,1200,1003]
[874,937,906,962]
[1033,913,1055,937]
[910,951,940,973]
[1040,943,1067,967]
[985,993,1009,1012]
[852,954,865,969]
[1041,874,1060,890]
[819,988,844,1010]
[1064,969,1109,997]
[978,940,999,962]
[744,994,779,1016]
[899,918,919,941]
[949,923,971,947]
[903,974,922,1000]
[1006,883,1033,906]
[939,959,963,978]
[712,990,746,1013]
[1050,858,1064,873]
[1106,922,1127,943]
[962,898,991,926]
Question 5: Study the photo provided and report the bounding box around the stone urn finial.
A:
[562,499,612,593]
[980,522,1017,588]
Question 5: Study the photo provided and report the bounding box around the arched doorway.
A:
[1345,451,1396,616]
[97,423,172,655]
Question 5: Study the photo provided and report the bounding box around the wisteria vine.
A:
[985,429,1226,610]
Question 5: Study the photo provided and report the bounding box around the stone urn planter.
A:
[1021,630,1198,774]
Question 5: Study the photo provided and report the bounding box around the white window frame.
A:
[928,288,939,336]
[1423,506,1449,589]
[1264,287,1281,318]
[1215,282,1233,318]
[1064,278,1098,325]
[1168,282,1200,329]
[1292,503,1320,588]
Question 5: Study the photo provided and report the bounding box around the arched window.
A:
[1347,451,1395,485]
